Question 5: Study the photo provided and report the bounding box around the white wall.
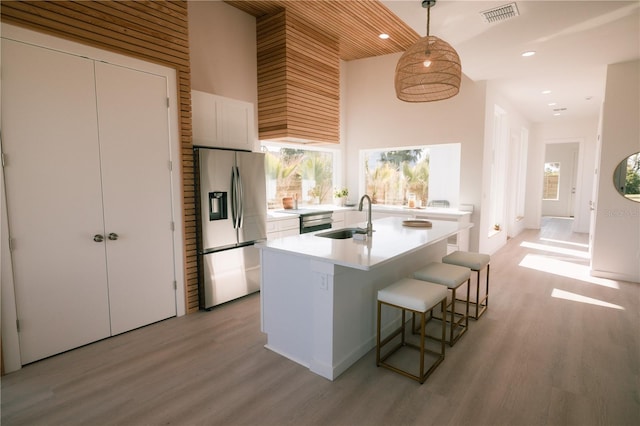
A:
[591,59,640,282]
[542,142,580,217]
[343,53,487,252]
[188,1,257,104]
[528,118,599,233]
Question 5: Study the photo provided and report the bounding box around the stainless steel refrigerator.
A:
[194,147,267,309]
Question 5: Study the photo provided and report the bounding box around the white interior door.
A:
[1,40,111,364]
[94,62,177,335]
[569,149,579,217]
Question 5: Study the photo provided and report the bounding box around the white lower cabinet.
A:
[331,211,346,229]
[2,38,177,364]
[267,217,300,239]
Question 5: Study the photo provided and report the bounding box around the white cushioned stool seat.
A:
[443,251,490,271]
[376,278,448,384]
[442,251,491,319]
[413,262,471,288]
[413,262,471,346]
[378,278,448,312]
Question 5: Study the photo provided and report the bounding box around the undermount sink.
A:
[315,227,364,239]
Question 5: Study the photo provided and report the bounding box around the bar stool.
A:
[377,278,448,384]
[442,251,490,320]
[413,262,471,346]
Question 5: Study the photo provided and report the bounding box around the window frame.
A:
[261,141,341,209]
[358,143,461,208]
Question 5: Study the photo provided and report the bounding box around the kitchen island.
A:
[257,216,471,380]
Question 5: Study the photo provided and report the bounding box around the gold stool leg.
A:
[448,279,470,346]
[475,269,481,319]
[474,264,489,319]
[376,300,382,366]
[449,288,456,345]
[419,310,426,383]
[485,264,490,310]
[465,278,470,330]
[440,299,446,357]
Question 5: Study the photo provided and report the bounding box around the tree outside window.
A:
[264,144,336,209]
[363,148,429,206]
[543,162,560,200]
[624,153,640,195]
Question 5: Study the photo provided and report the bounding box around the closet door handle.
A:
[108,233,119,241]
[93,234,104,242]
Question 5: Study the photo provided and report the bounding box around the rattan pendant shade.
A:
[395,1,461,102]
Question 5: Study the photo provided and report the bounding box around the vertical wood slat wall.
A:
[257,10,340,143]
[0,0,200,314]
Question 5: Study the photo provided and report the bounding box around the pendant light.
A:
[395,0,461,102]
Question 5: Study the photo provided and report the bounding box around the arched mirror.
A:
[613,152,640,202]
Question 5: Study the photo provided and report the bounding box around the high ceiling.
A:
[225,0,419,59]
[226,1,640,124]
[385,0,640,123]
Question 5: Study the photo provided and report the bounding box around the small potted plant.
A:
[334,187,349,206]
[308,186,321,204]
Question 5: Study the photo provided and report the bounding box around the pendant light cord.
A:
[426,3,431,36]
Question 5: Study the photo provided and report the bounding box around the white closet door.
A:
[1,40,111,364]
[94,62,177,334]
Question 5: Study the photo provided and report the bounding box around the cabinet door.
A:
[1,40,111,364]
[191,90,254,151]
[191,90,219,147]
[219,97,254,151]
[94,62,177,335]
[280,228,301,238]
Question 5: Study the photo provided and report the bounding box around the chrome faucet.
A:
[358,194,373,236]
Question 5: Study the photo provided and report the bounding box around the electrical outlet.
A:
[320,275,328,290]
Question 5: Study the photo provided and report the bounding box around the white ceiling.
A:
[382,0,640,123]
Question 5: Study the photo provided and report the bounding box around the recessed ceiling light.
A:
[542,90,552,95]
[379,33,390,39]
[548,102,557,106]
[521,51,536,57]
[553,113,561,116]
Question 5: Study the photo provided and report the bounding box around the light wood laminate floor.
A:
[2,218,639,425]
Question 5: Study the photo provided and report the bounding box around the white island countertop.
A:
[257,216,469,271]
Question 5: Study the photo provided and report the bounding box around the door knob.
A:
[108,232,119,241]
[93,234,104,242]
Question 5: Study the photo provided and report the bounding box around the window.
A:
[262,143,339,209]
[359,144,460,208]
[543,162,560,200]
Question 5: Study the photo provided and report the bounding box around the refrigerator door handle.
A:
[236,166,245,228]
[231,166,239,229]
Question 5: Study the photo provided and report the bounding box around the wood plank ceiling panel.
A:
[228,1,420,144]
[225,0,419,61]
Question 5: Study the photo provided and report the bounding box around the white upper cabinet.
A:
[192,90,255,151]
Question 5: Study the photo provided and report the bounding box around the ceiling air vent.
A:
[480,3,520,23]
